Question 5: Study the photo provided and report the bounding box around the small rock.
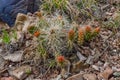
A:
[76,52,86,61]
[9,65,31,80]
[83,73,97,80]
[52,75,62,80]
[6,43,19,53]
[66,73,83,80]
[3,51,23,62]
[86,56,93,64]
[106,12,113,16]
[25,75,42,80]
[113,49,117,53]
[113,72,120,77]
[92,65,100,71]
[112,67,120,72]
[25,41,31,47]
[99,67,113,80]
[103,62,109,68]
[112,67,118,71]
[97,61,103,66]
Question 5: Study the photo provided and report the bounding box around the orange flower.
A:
[57,56,65,63]
[85,25,91,33]
[94,27,100,33]
[92,27,100,37]
[34,31,40,37]
[78,28,84,45]
[68,29,75,41]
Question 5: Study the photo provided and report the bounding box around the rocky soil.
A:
[0,0,120,80]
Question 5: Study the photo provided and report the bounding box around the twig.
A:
[0,68,8,74]
[93,43,109,62]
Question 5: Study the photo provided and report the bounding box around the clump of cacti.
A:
[67,25,100,49]
[14,12,100,68]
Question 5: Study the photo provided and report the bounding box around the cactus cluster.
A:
[67,25,100,48]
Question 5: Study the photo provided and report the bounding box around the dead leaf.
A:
[99,67,113,80]
[3,51,23,62]
[92,65,100,71]
[9,65,31,80]
[83,73,97,80]
[71,61,89,73]
[66,73,83,80]
[76,52,86,61]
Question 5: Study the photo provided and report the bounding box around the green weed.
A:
[2,30,10,44]
[41,0,67,13]
[102,11,120,32]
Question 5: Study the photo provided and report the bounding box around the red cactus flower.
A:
[92,27,100,37]
[34,31,40,37]
[85,25,91,33]
[94,27,100,33]
[68,29,75,41]
[57,55,65,63]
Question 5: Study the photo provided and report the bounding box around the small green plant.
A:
[28,26,37,34]
[12,30,17,40]
[37,41,47,61]
[2,30,19,44]
[77,0,96,9]
[77,0,99,19]
[41,0,68,13]
[48,59,56,68]
[102,11,120,30]
[2,30,11,44]
[37,18,49,29]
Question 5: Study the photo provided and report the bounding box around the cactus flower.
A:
[94,27,100,33]
[57,55,65,63]
[85,25,91,33]
[34,31,40,37]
